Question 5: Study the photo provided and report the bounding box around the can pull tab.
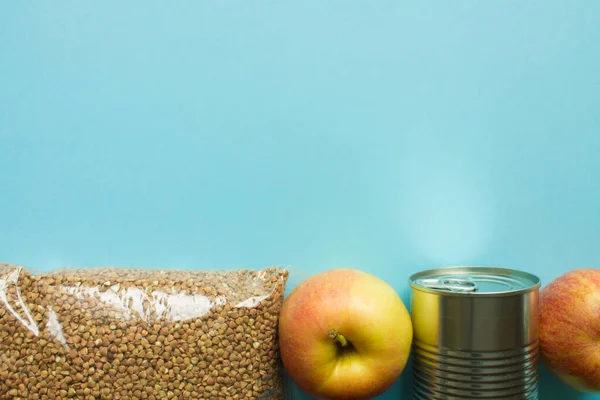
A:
[417,278,478,293]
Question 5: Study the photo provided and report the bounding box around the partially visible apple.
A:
[278,269,413,400]
[539,268,600,391]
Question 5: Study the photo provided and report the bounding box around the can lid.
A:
[409,266,540,296]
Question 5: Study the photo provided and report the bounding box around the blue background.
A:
[1,1,599,399]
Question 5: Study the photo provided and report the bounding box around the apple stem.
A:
[328,329,349,347]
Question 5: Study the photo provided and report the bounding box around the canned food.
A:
[409,267,541,399]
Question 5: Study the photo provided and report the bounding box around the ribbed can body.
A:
[409,267,540,400]
[412,341,538,399]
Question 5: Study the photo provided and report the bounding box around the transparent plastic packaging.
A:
[0,263,288,399]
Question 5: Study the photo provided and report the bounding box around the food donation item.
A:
[278,268,413,400]
[410,266,541,399]
[539,268,600,392]
[0,263,288,399]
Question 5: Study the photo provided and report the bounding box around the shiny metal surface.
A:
[409,267,541,399]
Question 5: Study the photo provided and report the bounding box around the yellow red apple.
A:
[278,268,413,399]
[539,268,600,391]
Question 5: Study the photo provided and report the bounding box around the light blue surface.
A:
[1,1,599,399]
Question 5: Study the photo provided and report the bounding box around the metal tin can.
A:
[409,266,541,399]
